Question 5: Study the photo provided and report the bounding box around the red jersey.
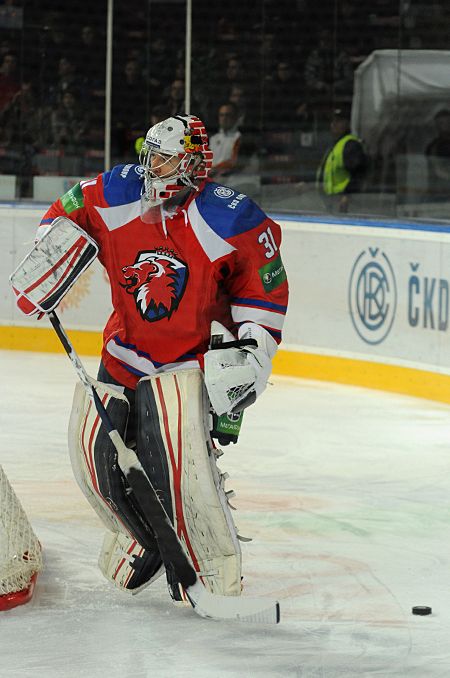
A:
[40,164,289,388]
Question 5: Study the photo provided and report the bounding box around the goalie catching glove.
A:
[204,321,277,416]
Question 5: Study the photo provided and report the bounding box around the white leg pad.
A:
[136,369,242,597]
[68,379,163,592]
[68,379,129,534]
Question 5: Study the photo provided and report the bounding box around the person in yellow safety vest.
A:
[316,107,368,214]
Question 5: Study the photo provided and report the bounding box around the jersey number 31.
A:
[258,227,278,259]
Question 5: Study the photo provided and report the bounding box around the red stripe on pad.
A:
[155,376,201,572]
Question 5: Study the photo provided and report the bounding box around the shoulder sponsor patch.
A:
[258,254,287,292]
[61,183,84,214]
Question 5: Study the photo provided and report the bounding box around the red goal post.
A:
[0,465,42,611]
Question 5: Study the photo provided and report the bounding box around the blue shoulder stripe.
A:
[102,164,145,207]
[195,182,267,239]
[231,297,287,313]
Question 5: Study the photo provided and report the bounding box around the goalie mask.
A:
[139,114,213,210]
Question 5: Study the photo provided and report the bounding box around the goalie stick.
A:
[48,311,280,625]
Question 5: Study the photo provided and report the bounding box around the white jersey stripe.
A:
[106,339,199,376]
[187,200,236,262]
[94,200,142,231]
[231,304,285,331]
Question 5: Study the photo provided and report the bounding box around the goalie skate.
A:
[98,530,164,594]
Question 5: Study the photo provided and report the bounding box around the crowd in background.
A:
[1,0,450,210]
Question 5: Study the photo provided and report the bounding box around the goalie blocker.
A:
[68,369,242,600]
[10,216,99,316]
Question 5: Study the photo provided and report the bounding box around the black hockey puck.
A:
[412,606,432,616]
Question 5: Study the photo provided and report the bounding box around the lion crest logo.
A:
[121,250,188,322]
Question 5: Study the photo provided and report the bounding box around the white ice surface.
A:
[1,349,450,677]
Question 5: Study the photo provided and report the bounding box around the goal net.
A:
[0,464,42,610]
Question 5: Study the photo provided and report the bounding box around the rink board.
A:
[2,204,450,403]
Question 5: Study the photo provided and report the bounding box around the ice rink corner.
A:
[2,350,450,677]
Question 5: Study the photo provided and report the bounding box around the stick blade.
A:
[113,434,281,624]
[186,580,280,624]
